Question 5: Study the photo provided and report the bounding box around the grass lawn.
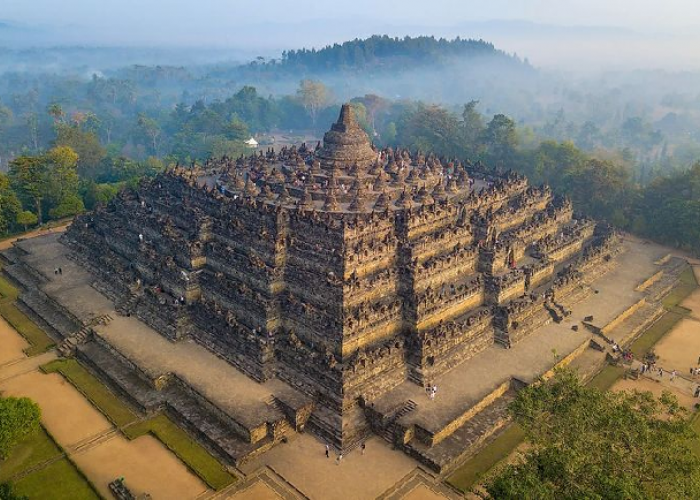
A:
[13,458,99,500]
[41,359,138,428]
[662,267,699,309]
[690,413,700,457]
[0,301,55,355]
[123,414,235,490]
[0,275,19,301]
[446,425,525,494]
[0,427,62,482]
[586,364,626,391]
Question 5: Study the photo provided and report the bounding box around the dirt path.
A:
[0,221,70,251]
[0,316,30,365]
[72,433,209,499]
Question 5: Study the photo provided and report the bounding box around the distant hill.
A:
[223,34,535,104]
[275,35,524,72]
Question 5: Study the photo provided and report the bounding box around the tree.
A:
[0,174,22,235]
[0,482,28,500]
[225,116,249,141]
[16,211,38,231]
[47,102,64,124]
[397,104,463,157]
[54,124,106,178]
[483,114,518,167]
[461,100,485,156]
[45,146,80,205]
[24,112,39,153]
[0,396,41,459]
[358,94,387,134]
[49,194,85,219]
[8,156,47,224]
[483,369,700,499]
[296,80,330,127]
[0,104,13,136]
[137,114,162,155]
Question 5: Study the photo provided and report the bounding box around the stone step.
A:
[164,385,274,466]
[19,289,82,338]
[1,247,28,265]
[402,389,516,474]
[77,341,163,413]
[3,262,46,289]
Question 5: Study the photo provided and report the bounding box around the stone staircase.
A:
[19,289,83,338]
[378,400,418,443]
[57,314,113,357]
[116,292,141,316]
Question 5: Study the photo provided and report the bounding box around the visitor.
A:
[671,370,677,381]
[336,452,343,465]
[58,267,62,275]
[325,443,330,458]
[361,442,366,455]
[695,386,700,398]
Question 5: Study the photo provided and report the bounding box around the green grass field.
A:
[586,365,626,391]
[123,414,235,490]
[0,427,62,482]
[41,359,137,427]
[13,458,100,500]
[0,274,19,301]
[446,425,525,493]
[0,301,55,355]
[662,267,698,309]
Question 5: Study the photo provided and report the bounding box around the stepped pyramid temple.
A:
[11,103,670,474]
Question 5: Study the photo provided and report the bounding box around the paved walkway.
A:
[240,433,418,500]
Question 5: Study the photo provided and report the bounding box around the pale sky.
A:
[2,0,699,69]
[3,0,699,34]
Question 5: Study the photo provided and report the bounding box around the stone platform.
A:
[1,232,682,476]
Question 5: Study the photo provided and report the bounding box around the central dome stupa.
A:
[315,104,376,171]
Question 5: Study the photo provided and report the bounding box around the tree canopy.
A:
[0,396,41,459]
[483,369,700,499]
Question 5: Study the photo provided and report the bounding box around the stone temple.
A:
[6,104,626,472]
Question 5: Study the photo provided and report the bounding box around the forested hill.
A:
[275,35,527,72]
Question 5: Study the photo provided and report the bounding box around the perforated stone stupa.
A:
[58,104,622,469]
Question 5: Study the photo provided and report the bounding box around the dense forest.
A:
[0,35,698,253]
[277,35,524,71]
